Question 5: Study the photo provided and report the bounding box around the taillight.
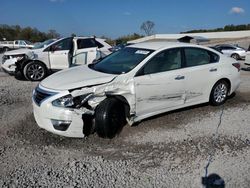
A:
[232,62,241,72]
[108,48,113,52]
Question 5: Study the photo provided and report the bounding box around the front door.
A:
[48,38,73,69]
[134,48,185,117]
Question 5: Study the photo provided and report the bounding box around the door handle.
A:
[209,68,217,72]
[175,75,185,80]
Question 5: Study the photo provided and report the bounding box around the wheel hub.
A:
[27,64,44,80]
[214,83,227,103]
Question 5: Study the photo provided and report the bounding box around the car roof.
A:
[128,41,205,51]
[215,44,236,47]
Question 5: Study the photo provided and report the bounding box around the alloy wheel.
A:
[27,63,45,80]
[213,83,228,103]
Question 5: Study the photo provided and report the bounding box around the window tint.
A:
[77,39,97,49]
[184,48,211,67]
[220,46,235,50]
[20,41,26,45]
[141,48,182,75]
[51,38,72,51]
[208,51,220,63]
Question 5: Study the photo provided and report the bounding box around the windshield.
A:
[89,47,154,74]
[33,39,56,49]
[24,40,32,45]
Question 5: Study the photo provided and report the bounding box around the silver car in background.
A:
[213,44,247,60]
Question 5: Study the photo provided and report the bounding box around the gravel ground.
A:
[0,57,250,187]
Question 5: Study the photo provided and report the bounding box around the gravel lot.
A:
[0,54,250,187]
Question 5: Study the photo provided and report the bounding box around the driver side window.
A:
[50,38,72,51]
[139,48,182,75]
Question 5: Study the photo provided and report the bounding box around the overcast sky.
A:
[0,0,249,38]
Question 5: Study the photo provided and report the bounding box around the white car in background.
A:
[1,39,56,74]
[214,44,247,60]
[0,40,34,52]
[32,42,241,139]
[2,37,112,81]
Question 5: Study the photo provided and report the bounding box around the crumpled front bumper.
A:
[1,58,17,74]
[32,97,85,138]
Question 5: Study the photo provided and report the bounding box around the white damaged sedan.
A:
[32,42,241,138]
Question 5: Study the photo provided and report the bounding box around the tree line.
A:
[0,24,60,42]
[1,22,249,45]
[181,24,250,34]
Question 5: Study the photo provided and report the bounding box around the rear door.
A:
[72,38,98,66]
[47,38,73,69]
[134,48,186,116]
[182,47,220,104]
[220,46,235,56]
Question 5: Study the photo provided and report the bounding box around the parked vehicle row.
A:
[32,42,241,138]
[1,37,112,81]
[0,40,34,52]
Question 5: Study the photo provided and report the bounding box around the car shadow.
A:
[14,71,27,81]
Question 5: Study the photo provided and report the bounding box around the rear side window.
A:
[95,41,104,48]
[209,51,220,63]
[77,39,97,49]
[221,46,235,50]
[184,48,219,67]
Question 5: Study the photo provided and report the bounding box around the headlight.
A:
[2,55,8,63]
[52,94,74,107]
[29,52,38,59]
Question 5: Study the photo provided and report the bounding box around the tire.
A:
[23,61,47,81]
[231,53,240,60]
[95,98,126,138]
[210,80,229,106]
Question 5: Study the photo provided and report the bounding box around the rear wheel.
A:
[210,80,229,106]
[231,53,240,60]
[95,98,126,138]
[23,61,47,81]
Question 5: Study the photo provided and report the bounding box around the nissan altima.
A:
[32,42,241,138]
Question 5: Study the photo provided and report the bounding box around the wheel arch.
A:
[105,94,131,118]
[18,59,48,72]
[210,78,232,97]
[231,53,240,60]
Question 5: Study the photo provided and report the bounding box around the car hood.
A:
[4,48,31,56]
[4,48,41,56]
[41,65,117,91]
